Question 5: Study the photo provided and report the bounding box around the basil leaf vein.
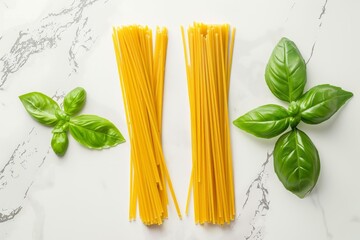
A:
[63,87,87,116]
[265,37,306,102]
[69,114,125,149]
[274,129,320,198]
[299,84,353,124]
[51,132,69,156]
[19,92,60,126]
[233,104,290,139]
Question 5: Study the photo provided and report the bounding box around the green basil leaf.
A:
[19,92,60,126]
[69,114,125,149]
[51,132,69,156]
[63,87,86,116]
[265,37,306,102]
[274,129,320,198]
[298,84,353,124]
[233,104,290,139]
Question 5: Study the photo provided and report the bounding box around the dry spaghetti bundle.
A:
[181,23,236,224]
[112,25,181,225]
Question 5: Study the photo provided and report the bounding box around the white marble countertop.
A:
[1,0,359,239]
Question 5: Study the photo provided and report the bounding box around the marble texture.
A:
[0,0,359,239]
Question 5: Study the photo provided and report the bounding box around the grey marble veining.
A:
[0,128,45,222]
[0,0,105,89]
[318,0,329,21]
[0,206,22,223]
[0,0,108,227]
[306,0,329,64]
[68,17,96,76]
[312,194,333,240]
[239,153,271,240]
[0,0,107,227]
[0,91,63,222]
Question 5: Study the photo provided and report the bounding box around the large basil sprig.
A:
[19,87,125,156]
[233,37,353,198]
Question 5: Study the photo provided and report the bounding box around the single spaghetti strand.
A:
[181,26,196,217]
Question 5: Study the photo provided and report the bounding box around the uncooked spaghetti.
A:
[112,25,181,225]
[181,22,236,225]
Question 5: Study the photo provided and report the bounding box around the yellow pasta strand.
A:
[113,25,181,225]
[182,23,236,225]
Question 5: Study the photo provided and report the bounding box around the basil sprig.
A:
[19,87,125,156]
[233,37,353,198]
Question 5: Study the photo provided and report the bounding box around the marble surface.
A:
[0,0,359,239]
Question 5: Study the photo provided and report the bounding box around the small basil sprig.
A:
[234,37,353,198]
[19,87,125,156]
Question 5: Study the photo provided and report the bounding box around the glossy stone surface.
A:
[1,0,359,239]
